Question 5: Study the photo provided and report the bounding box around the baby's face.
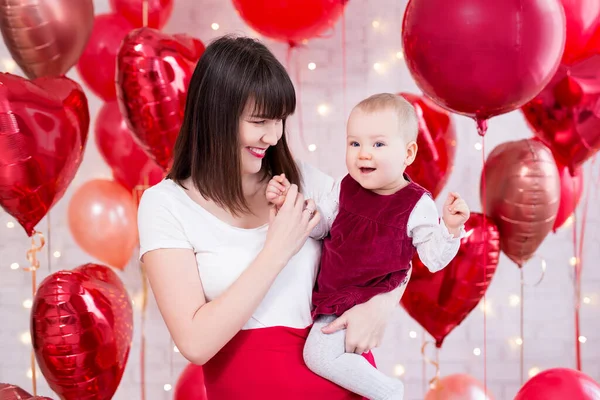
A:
[345,107,414,195]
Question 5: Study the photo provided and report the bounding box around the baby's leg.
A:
[303,315,404,400]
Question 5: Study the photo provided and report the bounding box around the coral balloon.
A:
[31,264,133,400]
[174,364,207,400]
[76,14,134,101]
[95,101,164,192]
[481,139,560,267]
[554,163,583,231]
[117,28,204,170]
[522,54,600,173]
[0,73,89,236]
[0,0,94,79]
[560,0,600,64]
[402,213,499,348]
[232,0,346,45]
[0,383,54,399]
[110,0,173,29]
[424,374,494,400]
[515,368,600,400]
[402,0,566,121]
[68,179,138,269]
[401,93,456,199]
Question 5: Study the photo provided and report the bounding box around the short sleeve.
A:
[137,186,193,260]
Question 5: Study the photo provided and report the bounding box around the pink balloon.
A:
[515,368,600,400]
[67,179,137,270]
[425,374,494,400]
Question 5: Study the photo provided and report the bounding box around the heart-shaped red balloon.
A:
[31,263,133,400]
[402,92,456,199]
[522,54,600,173]
[117,27,204,171]
[554,162,583,232]
[95,101,164,192]
[401,213,500,348]
[0,383,54,399]
[0,73,89,236]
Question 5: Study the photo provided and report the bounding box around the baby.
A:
[266,93,470,400]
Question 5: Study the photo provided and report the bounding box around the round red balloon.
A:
[232,0,346,45]
[174,363,207,400]
[109,0,173,29]
[402,93,456,199]
[402,213,500,347]
[95,101,164,192]
[402,0,566,121]
[560,0,600,64]
[76,13,134,101]
[31,264,133,400]
[515,368,600,400]
[0,73,89,236]
[0,383,54,400]
[425,374,494,400]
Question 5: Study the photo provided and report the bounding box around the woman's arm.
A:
[141,184,320,365]
[143,245,287,365]
[321,268,412,354]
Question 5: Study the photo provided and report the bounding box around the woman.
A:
[137,35,405,399]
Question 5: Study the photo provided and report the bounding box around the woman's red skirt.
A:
[202,325,376,399]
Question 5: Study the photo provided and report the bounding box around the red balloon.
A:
[232,0,346,45]
[515,368,600,400]
[95,101,164,191]
[554,162,583,231]
[0,383,54,400]
[560,0,600,64]
[402,0,566,121]
[401,213,500,347]
[0,73,89,236]
[109,0,173,29]
[522,54,600,173]
[117,27,204,170]
[31,263,133,400]
[76,14,134,101]
[174,363,207,400]
[401,93,456,199]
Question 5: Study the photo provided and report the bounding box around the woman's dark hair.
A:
[167,35,301,215]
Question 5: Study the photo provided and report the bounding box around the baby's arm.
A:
[408,194,468,272]
[266,174,341,239]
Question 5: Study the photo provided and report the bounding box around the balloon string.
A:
[24,231,45,396]
[572,155,598,370]
[46,212,52,273]
[480,129,487,396]
[341,3,347,119]
[142,0,149,27]
[292,47,308,151]
[519,267,525,386]
[420,341,440,389]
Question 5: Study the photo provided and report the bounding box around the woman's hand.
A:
[321,269,411,354]
[264,184,320,266]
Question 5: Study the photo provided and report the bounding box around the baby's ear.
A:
[404,141,418,166]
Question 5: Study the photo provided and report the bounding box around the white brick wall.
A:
[1,0,599,399]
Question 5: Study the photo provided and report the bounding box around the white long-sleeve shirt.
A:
[311,177,465,273]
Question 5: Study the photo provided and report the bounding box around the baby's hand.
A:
[442,192,470,237]
[266,173,291,209]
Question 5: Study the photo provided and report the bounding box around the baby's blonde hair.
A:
[354,93,418,142]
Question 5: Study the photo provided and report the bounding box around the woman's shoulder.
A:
[138,179,186,216]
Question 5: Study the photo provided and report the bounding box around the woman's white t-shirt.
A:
[137,161,335,330]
